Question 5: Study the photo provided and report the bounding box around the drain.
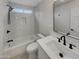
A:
[59,53,63,58]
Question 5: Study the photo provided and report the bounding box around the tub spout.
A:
[7,40,13,43]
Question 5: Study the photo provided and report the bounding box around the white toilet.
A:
[27,43,38,59]
[26,33,45,59]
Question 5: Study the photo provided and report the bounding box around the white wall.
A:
[8,12,35,40]
[35,0,54,36]
[3,3,36,46]
[0,0,8,57]
[69,0,79,37]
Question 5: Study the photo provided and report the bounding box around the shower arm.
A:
[7,4,14,24]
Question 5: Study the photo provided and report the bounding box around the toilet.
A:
[26,33,45,59]
[27,43,38,59]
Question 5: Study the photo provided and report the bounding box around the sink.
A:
[37,36,79,59]
[46,39,79,59]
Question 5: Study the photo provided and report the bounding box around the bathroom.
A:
[0,0,79,59]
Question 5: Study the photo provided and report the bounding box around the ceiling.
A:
[8,0,42,7]
[54,0,74,6]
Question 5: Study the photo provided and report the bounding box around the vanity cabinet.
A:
[38,45,50,59]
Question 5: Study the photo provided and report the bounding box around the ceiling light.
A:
[54,0,57,2]
[60,0,64,2]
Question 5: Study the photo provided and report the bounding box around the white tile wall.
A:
[0,0,8,54]
[5,12,35,43]
[35,0,54,36]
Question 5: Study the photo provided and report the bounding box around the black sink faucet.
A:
[61,36,66,45]
[57,35,66,46]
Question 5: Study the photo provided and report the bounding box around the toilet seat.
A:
[26,33,45,59]
[26,43,38,59]
[27,43,38,53]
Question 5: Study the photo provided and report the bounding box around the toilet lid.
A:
[27,43,38,52]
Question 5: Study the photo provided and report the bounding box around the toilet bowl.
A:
[26,33,45,59]
[27,43,38,59]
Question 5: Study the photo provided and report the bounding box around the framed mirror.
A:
[53,0,79,39]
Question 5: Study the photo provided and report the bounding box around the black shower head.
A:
[7,4,14,11]
[9,6,14,11]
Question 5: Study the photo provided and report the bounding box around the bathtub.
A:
[3,35,40,59]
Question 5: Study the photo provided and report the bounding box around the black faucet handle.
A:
[7,30,11,34]
[66,33,70,36]
[69,44,76,49]
[57,37,61,42]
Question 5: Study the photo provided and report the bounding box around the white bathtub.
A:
[3,35,39,59]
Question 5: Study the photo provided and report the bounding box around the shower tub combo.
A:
[3,35,41,59]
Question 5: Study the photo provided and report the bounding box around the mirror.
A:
[53,0,79,39]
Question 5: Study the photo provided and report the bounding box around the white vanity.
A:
[37,0,79,59]
[37,35,79,59]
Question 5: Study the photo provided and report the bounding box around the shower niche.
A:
[53,0,79,39]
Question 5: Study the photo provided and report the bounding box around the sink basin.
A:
[46,39,79,59]
[37,36,79,59]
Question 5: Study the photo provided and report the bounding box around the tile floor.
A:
[10,52,28,59]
